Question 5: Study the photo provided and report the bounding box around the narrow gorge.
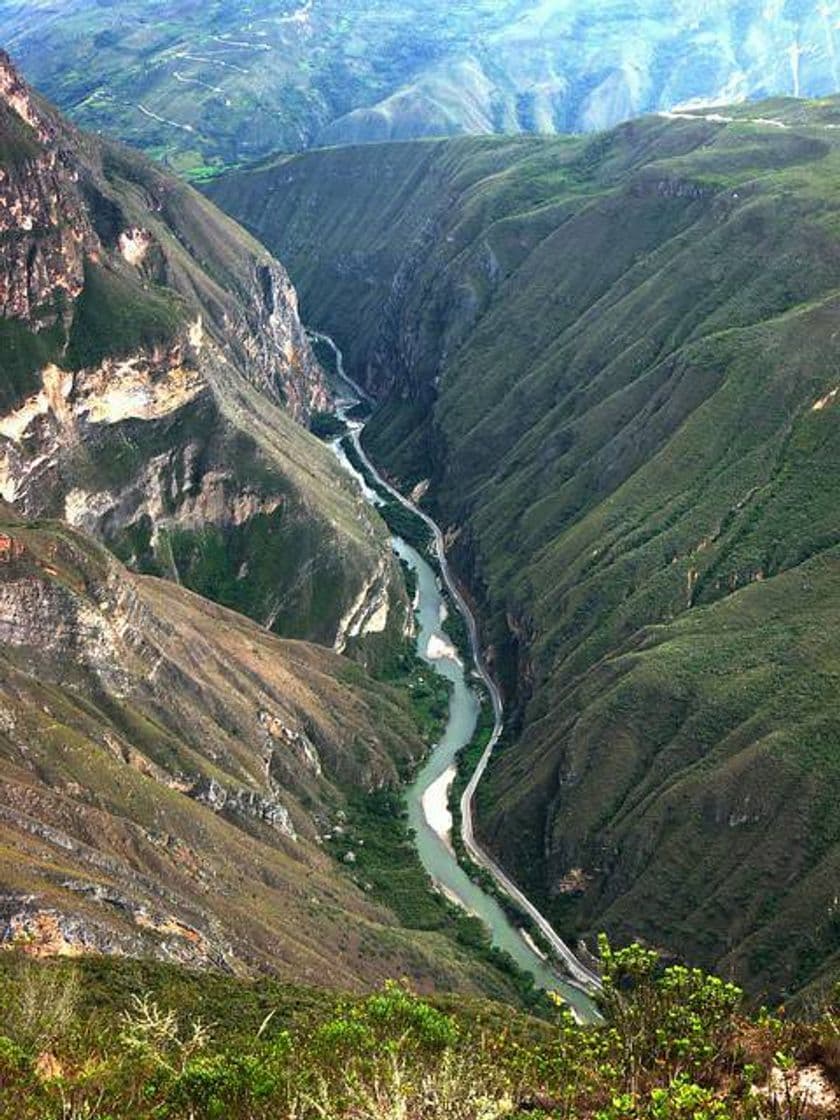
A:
[323,332,601,1018]
[0,52,531,1002]
[211,115,840,1002]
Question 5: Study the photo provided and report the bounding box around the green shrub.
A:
[598,936,743,1087]
[0,951,832,1119]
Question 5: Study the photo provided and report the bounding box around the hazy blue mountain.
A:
[2,1,840,176]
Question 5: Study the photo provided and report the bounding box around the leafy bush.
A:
[597,936,743,1087]
[0,951,837,1119]
[0,962,80,1053]
[310,411,348,439]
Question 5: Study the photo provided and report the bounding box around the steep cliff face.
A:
[0,505,491,988]
[0,51,326,415]
[0,51,398,646]
[212,110,840,997]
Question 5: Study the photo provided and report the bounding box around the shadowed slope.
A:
[211,101,840,996]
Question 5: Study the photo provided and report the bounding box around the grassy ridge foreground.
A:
[209,104,840,1000]
[1,946,838,1118]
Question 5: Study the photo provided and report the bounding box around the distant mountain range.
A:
[3,1,840,176]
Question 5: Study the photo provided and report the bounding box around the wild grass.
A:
[1,948,838,1119]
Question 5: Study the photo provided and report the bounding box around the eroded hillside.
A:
[211,101,840,999]
[0,51,403,648]
[0,503,519,994]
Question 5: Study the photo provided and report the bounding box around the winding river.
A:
[313,332,600,1022]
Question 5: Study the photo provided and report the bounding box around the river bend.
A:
[312,331,600,1021]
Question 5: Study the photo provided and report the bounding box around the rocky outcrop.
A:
[0,895,231,971]
[236,261,329,421]
[333,558,391,653]
[0,141,91,327]
[0,52,397,645]
[0,345,208,511]
[190,777,297,841]
[0,49,328,418]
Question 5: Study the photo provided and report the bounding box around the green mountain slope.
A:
[4,1,840,176]
[211,100,840,998]
[0,50,403,649]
